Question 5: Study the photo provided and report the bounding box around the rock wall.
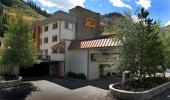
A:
[69,6,101,40]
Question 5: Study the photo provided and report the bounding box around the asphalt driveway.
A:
[0,77,120,100]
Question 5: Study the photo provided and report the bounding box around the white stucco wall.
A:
[60,21,75,40]
[40,20,75,56]
[66,47,121,80]
[67,49,88,76]
[65,40,72,74]
[40,20,60,55]
[88,48,121,80]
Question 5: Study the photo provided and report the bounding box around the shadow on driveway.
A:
[0,82,40,100]
[47,76,121,90]
[149,88,170,100]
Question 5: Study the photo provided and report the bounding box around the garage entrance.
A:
[20,63,49,78]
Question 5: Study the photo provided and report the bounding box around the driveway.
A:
[0,77,120,100]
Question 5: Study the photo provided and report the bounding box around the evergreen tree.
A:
[0,0,13,7]
[23,0,51,17]
[116,8,165,81]
[1,12,38,75]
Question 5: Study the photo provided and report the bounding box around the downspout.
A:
[59,20,66,77]
[87,50,90,80]
[59,20,61,41]
[64,41,66,77]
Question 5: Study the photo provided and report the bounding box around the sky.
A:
[29,0,170,26]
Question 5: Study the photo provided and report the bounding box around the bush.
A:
[0,74,19,81]
[77,73,86,80]
[67,72,86,80]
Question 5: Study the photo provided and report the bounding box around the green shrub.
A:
[77,73,86,80]
[0,74,18,81]
[67,72,86,80]
[0,76,4,80]
[67,72,77,78]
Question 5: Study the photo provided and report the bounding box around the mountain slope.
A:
[0,0,46,21]
[101,12,124,35]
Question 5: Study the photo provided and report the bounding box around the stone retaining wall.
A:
[109,81,170,100]
[0,77,22,89]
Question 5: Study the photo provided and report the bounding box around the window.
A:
[44,26,48,32]
[53,22,58,29]
[52,35,57,42]
[52,48,65,54]
[58,48,65,53]
[65,21,73,30]
[52,49,58,54]
[45,49,48,55]
[44,37,48,43]
[40,38,42,45]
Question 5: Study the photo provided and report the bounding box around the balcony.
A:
[38,55,50,61]
[50,54,65,61]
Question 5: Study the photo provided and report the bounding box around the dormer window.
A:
[44,25,48,32]
[53,22,58,29]
[65,21,73,30]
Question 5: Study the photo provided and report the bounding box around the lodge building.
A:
[33,6,121,80]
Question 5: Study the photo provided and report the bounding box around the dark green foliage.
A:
[116,8,166,81]
[0,6,7,37]
[22,0,51,17]
[0,74,19,80]
[115,77,169,92]
[67,72,86,80]
[1,12,38,68]
[0,0,13,7]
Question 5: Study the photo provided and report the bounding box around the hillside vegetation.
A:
[101,12,124,35]
[0,0,125,35]
[0,0,46,21]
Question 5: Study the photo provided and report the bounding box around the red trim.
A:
[56,62,60,78]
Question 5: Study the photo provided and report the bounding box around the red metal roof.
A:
[69,37,121,49]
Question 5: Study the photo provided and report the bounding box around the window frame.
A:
[44,25,48,32]
[45,49,48,55]
[52,35,58,42]
[53,22,58,29]
[44,37,48,44]
[65,21,73,30]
